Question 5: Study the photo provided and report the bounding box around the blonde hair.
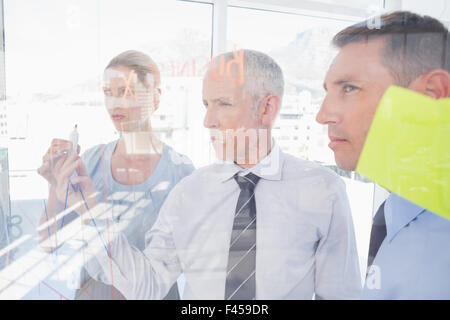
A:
[105,50,161,87]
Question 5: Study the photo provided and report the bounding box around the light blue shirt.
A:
[362,193,450,299]
[80,140,195,250]
[82,143,362,300]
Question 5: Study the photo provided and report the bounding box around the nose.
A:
[316,94,339,125]
[203,106,219,129]
[106,96,128,110]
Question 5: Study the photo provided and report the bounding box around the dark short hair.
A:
[333,11,450,86]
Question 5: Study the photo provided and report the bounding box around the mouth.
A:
[111,114,125,121]
[328,135,348,149]
[210,137,222,145]
[210,135,225,144]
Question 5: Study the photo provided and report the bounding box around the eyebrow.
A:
[203,97,232,104]
[324,78,363,91]
[334,79,356,85]
[212,97,232,103]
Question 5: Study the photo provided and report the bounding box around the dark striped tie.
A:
[225,172,260,300]
[367,201,387,271]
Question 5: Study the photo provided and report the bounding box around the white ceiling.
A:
[229,0,384,18]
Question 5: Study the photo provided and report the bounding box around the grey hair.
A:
[211,49,284,109]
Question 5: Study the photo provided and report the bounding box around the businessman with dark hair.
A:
[317,11,450,299]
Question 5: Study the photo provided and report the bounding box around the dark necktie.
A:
[225,172,260,300]
[367,201,387,270]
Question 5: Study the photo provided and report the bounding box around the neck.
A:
[117,131,163,156]
[235,132,273,169]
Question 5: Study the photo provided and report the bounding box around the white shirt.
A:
[82,144,362,299]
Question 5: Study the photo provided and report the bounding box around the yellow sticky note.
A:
[356,86,450,219]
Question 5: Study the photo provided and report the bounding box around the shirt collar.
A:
[217,142,284,183]
[384,193,426,242]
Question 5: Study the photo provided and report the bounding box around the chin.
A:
[115,125,130,132]
[335,156,357,171]
[213,146,232,162]
[211,142,239,163]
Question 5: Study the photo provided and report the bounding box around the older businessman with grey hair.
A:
[78,49,362,300]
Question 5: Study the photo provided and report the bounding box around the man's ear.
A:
[409,69,450,99]
[259,94,281,126]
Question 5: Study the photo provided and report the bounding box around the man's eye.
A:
[218,101,232,106]
[103,90,112,97]
[343,85,359,93]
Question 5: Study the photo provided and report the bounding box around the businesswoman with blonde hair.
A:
[37,50,194,300]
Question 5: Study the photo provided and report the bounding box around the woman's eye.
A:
[343,85,359,93]
[103,90,112,97]
[117,88,133,98]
